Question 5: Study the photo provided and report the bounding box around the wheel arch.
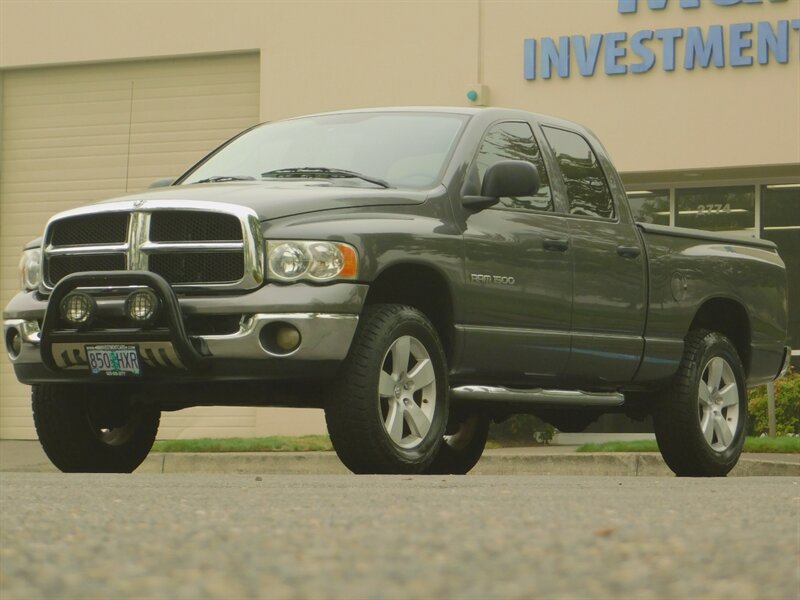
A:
[364,262,455,361]
[688,297,751,376]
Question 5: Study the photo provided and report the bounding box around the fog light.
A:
[276,325,301,351]
[125,289,160,326]
[60,292,95,326]
[6,328,21,359]
[259,322,301,355]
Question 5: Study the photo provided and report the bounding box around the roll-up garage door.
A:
[0,52,260,439]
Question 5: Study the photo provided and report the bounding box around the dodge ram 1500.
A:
[4,107,792,476]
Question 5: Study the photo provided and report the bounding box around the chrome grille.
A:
[50,213,130,246]
[41,201,263,291]
[149,252,245,284]
[150,212,242,242]
[47,254,127,284]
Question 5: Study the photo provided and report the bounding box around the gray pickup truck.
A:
[4,107,791,477]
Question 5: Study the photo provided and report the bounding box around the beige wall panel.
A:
[3,0,796,174]
[257,2,480,120]
[0,1,480,121]
[255,408,327,438]
[0,53,266,439]
[157,407,258,440]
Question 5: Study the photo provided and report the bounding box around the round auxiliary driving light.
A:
[125,289,160,326]
[259,322,302,355]
[60,292,96,326]
[6,328,22,359]
[275,325,301,352]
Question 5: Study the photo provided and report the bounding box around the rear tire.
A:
[425,411,490,475]
[325,304,448,474]
[32,384,160,473]
[653,330,747,477]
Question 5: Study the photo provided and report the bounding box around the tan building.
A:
[1,0,798,440]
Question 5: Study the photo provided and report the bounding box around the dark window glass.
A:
[543,127,615,219]
[761,183,800,350]
[474,122,552,212]
[675,186,755,232]
[761,184,800,228]
[627,190,670,225]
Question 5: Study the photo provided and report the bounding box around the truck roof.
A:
[281,106,587,132]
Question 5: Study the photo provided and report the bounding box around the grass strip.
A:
[151,434,798,454]
[576,436,800,454]
[576,440,659,453]
[151,435,333,453]
[742,436,800,453]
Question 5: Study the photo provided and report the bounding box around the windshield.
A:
[179,112,468,189]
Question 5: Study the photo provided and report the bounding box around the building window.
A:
[761,183,800,350]
[626,190,670,225]
[761,184,800,231]
[675,186,755,232]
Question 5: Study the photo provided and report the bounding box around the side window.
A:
[473,122,552,212]
[542,127,615,220]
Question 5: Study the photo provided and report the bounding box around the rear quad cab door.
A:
[540,125,646,384]
[458,120,573,383]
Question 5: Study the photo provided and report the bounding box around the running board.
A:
[450,386,625,407]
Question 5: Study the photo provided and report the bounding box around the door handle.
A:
[543,238,570,252]
[616,245,641,259]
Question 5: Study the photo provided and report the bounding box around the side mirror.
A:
[149,177,175,189]
[462,160,540,211]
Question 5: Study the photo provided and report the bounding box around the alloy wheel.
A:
[698,356,740,451]
[378,335,437,449]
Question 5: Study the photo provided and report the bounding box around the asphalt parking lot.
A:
[1,473,798,600]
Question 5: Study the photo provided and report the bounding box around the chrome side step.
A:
[450,386,624,407]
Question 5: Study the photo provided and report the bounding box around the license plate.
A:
[86,345,141,376]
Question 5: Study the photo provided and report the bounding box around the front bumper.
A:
[4,272,366,384]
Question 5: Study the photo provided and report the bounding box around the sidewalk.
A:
[2,440,798,476]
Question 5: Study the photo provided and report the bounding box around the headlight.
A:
[18,248,42,291]
[266,241,358,282]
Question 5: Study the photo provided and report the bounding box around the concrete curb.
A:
[138,452,349,475]
[124,451,799,477]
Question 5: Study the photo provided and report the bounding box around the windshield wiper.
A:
[261,167,390,189]
[193,175,256,184]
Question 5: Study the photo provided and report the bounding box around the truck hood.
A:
[97,181,430,221]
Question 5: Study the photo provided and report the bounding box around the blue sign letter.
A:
[572,34,604,76]
[619,0,699,14]
[524,38,537,80]
[684,25,726,69]
[655,28,684,71]
[630,30,657,73]
[729,22,754,66]
[541,36,570,79]
[605,32,628,75]
[757,20,789,64]
[713,0,768,6]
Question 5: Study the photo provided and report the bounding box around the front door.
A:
[458,120,573,384]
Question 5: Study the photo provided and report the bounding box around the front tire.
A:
[32,384,160,473]
[325,304,448,474]
[653,330,747,477]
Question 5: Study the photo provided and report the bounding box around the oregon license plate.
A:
[86,345,141,376]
